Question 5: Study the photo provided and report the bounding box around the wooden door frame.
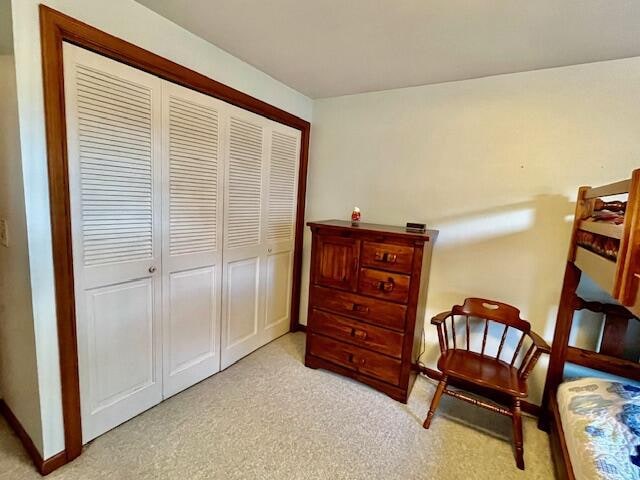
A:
[40,4,310,465]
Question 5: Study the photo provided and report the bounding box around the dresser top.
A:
[307,219,438,242]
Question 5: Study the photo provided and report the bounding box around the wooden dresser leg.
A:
[512,398,525,470]
[423,376,447,429]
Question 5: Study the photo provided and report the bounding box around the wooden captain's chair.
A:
[423,298,550,470]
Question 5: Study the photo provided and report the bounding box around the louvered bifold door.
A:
[63,43,163,443]
[262,124,301,344]
[221,108,268,369]
[161,82,224,398]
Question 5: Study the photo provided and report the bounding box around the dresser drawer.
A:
[358,268,411,304]
[310,286,407,331]
[309,309,404,358]
[308,333,402,385]
[361,242,414,274]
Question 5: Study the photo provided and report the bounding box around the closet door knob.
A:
[148,266,157,273]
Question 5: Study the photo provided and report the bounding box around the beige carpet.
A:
[0,332,554,479]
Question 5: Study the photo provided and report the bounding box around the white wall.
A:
[302,57,640,405]
[0,0,43,452]
[10,0,313,458]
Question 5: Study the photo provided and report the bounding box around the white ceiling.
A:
[136,0,640,99]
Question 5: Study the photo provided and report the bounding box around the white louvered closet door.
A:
[220,109,268,369]
[63,43,163,442]
[220,107,302,369]
[161,82,224,398]
[262,124,301,344]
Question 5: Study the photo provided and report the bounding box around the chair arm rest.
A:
[528,331,551,354]
[431,311,452,326]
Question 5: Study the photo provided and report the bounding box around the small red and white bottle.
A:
[351,206,361,226]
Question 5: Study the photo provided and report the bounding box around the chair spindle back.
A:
[433,298,544,376]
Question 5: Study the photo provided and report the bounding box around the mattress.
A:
[557,377,640,480]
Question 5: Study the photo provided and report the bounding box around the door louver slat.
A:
[75,65,154,267]
[267,131,298,242]
[226,117,263,249]
[168,96,219,256]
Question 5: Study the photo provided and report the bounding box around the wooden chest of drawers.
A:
[305,220,437,403]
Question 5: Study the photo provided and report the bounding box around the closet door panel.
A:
[64,43,163,443]
[262,125,301,342]
[221,112,267,369]
[162,82,223,397]
[84,278,157,436]
[264,248,293,331]
[225,257,260,344]
[166,267,217,381]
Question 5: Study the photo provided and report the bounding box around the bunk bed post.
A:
[539,262,581,430]
[599,312,630,358]
[567,187,590,263]
[618,169,640,304]
[539,186,589,429]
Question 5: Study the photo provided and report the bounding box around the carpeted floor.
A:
[0,332,554,479]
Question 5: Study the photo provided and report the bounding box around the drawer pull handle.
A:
[351,303,369,313]
[347,353,365,366]
[350,328,367,339]
[373,279,395,292]
[374,251,397,264]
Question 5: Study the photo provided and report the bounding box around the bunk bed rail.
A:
[583,179,631,199]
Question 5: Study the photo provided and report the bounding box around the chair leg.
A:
[423,376,447,429]
[511,398,525,470]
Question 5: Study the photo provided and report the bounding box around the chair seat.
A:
[437,349,528,398]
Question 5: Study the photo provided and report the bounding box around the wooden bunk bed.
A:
[541,169,640,480]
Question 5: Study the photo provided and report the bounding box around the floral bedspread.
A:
[558,378,640,480]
